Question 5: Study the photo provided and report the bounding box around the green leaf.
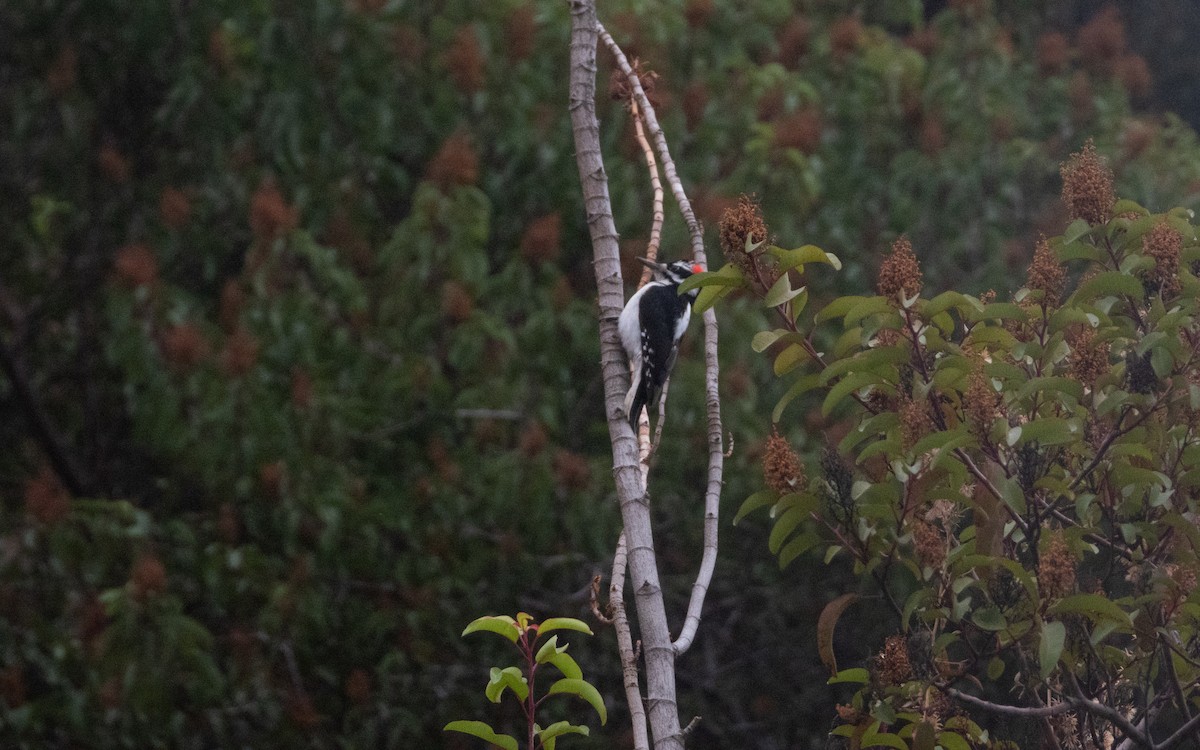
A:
[752,329,791,353]
[546,678,607,725]
[818,345,908,385]
[860,725,908,750]
[768,243,842,272]
[486,666,529,703]
[1062,218,1093,244]
[444,721,518,750]
[1073,271,1144,301]
[676,263,744,295]
[966,302,1028,323]
[768,506,807,554]
[1039,620,1065,679]
[1048,594,1132,625]
[694,282,736,314]
[826,667,869,684]
[538,721,589,749]
[822,371,883,417]
[937,732,973,750]
[773,373,821,422]
[912,720,937,750]
[816,295,869,323]
[774,343,811,376]
[971,606,1007,632]
[538,618,593,637]
[1015,417,1077,447]
[534,636,584,680]
[462,615,519,642]
[764,273,808,308]
[919,291,972,319]
[986,656,1005,681]
[777,530,820,569]
[734,490,775,525]
[844,297,894,326]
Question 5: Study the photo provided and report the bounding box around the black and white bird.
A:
[618,257,703,431]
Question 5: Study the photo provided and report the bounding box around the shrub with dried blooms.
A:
[161,323,210,371]
[1142,221,1182,298]
[829,16,863,60]
[684,0,714,29]
[1060,140,1114,225]
[159,186,192,229]
[682,81,709,131]
[97,144,131,183]
[1035,32,1069,76]
[719,195,768,272]
[446,26,485,94]
[608,58,660,111]
[1038,532,1076,602]
[776,16,811,70]
[874,634,913,686]
[520,213,561,264]
[877,236,922,302]
[219,279,245,332]
[441,280,474,323]
[505,5,536,62]
[130,554,168,599]
[424,130,478,190]
[964,363,998,439]
[220,326,260,376]
[898,396,930,452]
[1026,235,1066,305]
[911,518,947,571]
[1115,54,1152,101]
[249,179,299,241]
[1077,6,1125,75]
[114,243,158,287]
[773,108,823,155]
[552,449,591,491]
[24,466,70,524]
[763,429,805,495]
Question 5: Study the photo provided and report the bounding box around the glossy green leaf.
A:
[764,273,807,308]
[734,490,775,525]
[444,721,518,750]
[768,243,841,272]
[860,725,908,750]
[818,345,908,385]
[912,720,937,750]
[462,615,519,642]
[538,618,593,637]
[1048,593,1132,625]
[768,506,807,554]
[676,263,744,295]
[1074,270,1144,301]
[937,732,973,750]
[816,295,869,323]
[774,343,811,376]
[1039,620,1065,679]
[486,666,529,703]
[538,721,589,750]
[1062,218,1093,244]
[826,667,869,684]
[752,329,791,353]
[971,606,1007,632]
[777,530,820,569]
[822,371,883,417]
[546,678,607,725]
[773,373,822,422]
[844,297,894,326]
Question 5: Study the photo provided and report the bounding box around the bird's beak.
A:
[636,257,666,272]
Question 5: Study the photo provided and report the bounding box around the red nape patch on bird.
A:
[692,264,704,274]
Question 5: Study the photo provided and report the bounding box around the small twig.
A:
[648,377,670,459]
[723,431,734,458]
[628,97,664,287]
[680,716,702,737]
[946,688,1074,717]
[590,573,614,625]
[608,531,649,750]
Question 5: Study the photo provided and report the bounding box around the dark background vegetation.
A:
[1,1,1198,748]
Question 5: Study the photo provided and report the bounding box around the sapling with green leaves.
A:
[688,145,1200,749]
[445,612,607,750]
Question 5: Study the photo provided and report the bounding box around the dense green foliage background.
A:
[2,1,1198,748]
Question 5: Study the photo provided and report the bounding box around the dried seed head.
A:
[505,5,536,63]
[1038,532,1076,602]
[249,179,299,241]
[161,323,210,371]
[519,213,561,265]
[114,243,158,287]
[777,16,812,70]
[424,130,479,190]
[552,449,591,491]
[773,107,823,155]
[608,59,660,111]
[763,429,806,495]
[875,634,913,687]
[24,465,70,525]
[130,554,168,599]
[441,280,474,323]
[1115,53,1152,100]
[1142,221,1182,298]
[446,25,485,94]
[1060,139,1115,225]
[1026,235,1066,304]
[829,16,863,60]
[1067,326,1110,389]
[1077,6,1125,74]
[719,194,768,266]
[1035,32,1069,76]
[912,518,947,571]
[877,236,923,302]
[159,186,192,229]
[964,363,998,440]
[898,396,931,452]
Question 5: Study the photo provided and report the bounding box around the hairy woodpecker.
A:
[618,257,703,430]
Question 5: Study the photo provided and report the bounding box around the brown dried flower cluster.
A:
[964,363,998,440]
[505,5,536,63]
[776,16,811,70]
[520,213,561,265]
[24,465,70,524]
[1142,221,1182,298]
[159,186,192,229]
[46,44,78,95]
[1077,6,1125,75]
[552,449,591,491]
[875,634,913,687]
[877,236,922,302]
[763,429,805,495]
[773,108,823,155]
[220,326,260,376]
[1060,140,1115,225]
[130,553,168,599]
[911,518,947,571]
[424,130,479,190]
[898,395,931,452]
[1115,54,1152,100]
[1038,532,1076,601]
[1027,235,1066,304]
[114,243,158,288]
[608,59,660,111]
[441,280,474,323]
[1035,32,1069,76]
[719,194,768,269]
[249,179,299,241]
[161,323,210,371]
[829,16,863,60]
[684,0,714,28]
[97,144,131,183]
[446,26,485,94]
[219,279,245,332]
[1068,326,1109,389]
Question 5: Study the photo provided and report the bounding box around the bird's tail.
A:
[625,371,644,431]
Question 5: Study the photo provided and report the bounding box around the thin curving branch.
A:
[568,3,684,748]
[596,20,723,660]
[628,96,664,287]
[609,531,649,750]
